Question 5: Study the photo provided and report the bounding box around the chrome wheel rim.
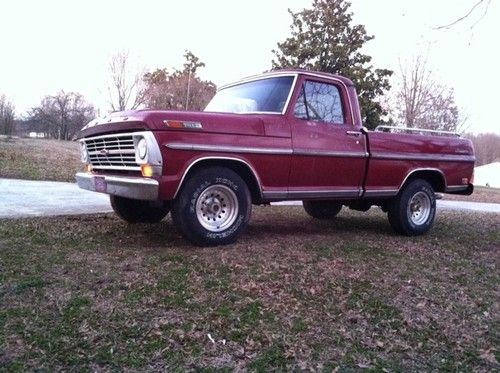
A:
[196,185,238,232]
[408,191,431,225]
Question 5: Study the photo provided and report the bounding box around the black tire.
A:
[110,195,170,223]
[171,167,251,246]
[387,179,436,236]
[303,200,342,219]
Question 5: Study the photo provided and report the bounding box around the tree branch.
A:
[433,0,488,30]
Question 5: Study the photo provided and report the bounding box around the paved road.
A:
[436,200,500,213]
[1,178,499,218]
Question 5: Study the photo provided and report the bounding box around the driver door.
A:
[288,78,367,199]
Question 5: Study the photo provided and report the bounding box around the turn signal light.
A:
[163,120,203,129]
[141,164,154,177]
[165,120,184,128]
[85,164,93,172]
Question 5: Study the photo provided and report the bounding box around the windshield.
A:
[204,76,295,114]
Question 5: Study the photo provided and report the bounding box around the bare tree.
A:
[142,51,216,111]
[182,50,206,110]
[28,92,95,140]
[0,94,15,137]
[391,56,466,132]
[466,133,500,166]
[107,51,144,112]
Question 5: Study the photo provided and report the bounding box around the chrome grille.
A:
[84,134,139,170]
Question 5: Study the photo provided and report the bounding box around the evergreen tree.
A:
[272,0,392,128]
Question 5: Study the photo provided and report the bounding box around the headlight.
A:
[80,142,88,163]
[137,138,147,160]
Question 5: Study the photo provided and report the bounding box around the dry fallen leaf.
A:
[479,349,498,365]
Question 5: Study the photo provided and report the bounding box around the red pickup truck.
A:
[76,70,475,246]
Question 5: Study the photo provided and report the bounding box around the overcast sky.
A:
[1,0,498,134]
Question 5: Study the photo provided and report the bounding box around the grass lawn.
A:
[1,206,498,371]
[0,137,81,182]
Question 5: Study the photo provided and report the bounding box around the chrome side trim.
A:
[293,148,368,158]
[167,144,367,158]
[363,189,399,198]
[371,152,475,162]
[75,172,159,201]
[262,189,361,200]
[173,156,264,199]
[399,168,447,191]
[166,143,292,155]
[288,190,360,199]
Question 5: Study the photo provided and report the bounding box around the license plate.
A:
[94,176,107,193]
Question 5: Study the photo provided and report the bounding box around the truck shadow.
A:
[104,208,394,251]
[246,214,393,240]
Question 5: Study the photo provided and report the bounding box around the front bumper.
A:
[75,172,159,201]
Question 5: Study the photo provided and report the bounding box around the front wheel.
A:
[387,179,436,236]
[171,167,251,246]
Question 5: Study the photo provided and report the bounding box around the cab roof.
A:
[222,68,355,89]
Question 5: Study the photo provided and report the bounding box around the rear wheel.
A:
[303,200,342,219]
[387,179,436,235]
[172,167,251,246]
[110,195,170,223]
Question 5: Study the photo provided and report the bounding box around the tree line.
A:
[1,0,498,164]
[1,49,217,140]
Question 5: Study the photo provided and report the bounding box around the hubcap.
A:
[196,185,238,232]
[407,191,431,225]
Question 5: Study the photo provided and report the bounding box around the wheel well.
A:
[401,170,446,192]
[181,159,262,203]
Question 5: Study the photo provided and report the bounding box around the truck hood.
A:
[78,110,267,138]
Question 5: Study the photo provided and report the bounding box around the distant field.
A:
[0,207,498,371]
[0,137,81,182]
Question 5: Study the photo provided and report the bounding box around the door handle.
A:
[346,131,362,137]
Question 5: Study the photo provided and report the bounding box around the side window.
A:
[293,81,345,124]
